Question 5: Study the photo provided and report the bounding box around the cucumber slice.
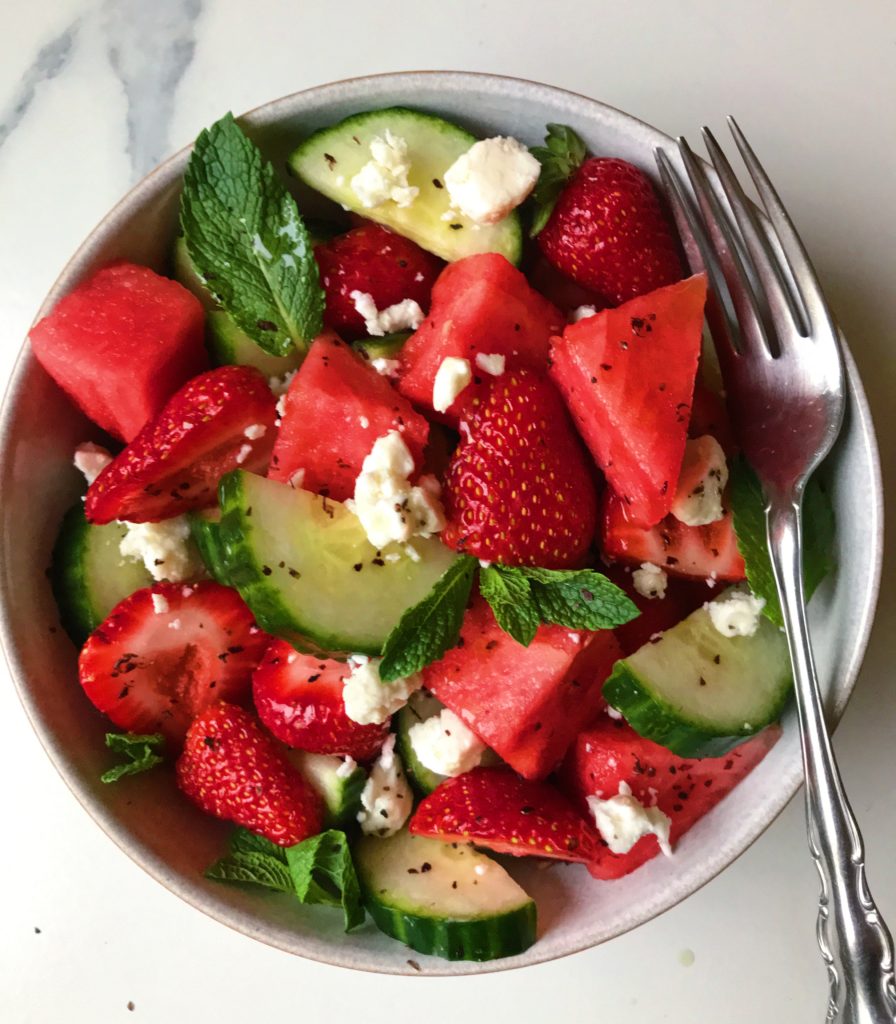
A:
[289,108,523,265]
[188,508,232,586]
[292,751,366,828]
[172,235,216,310]
[353,332,411,362]
[395,691,449,796]
[217,470,459,656]
[51,504,153,644]
[355,829,536,962]
[207,311,303,376]
[604,590,792,758]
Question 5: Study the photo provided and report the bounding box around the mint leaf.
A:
[729,457,835,626]
[479,565,541,646]
[181,112,324,357]
[379,556,477,681]
[230,827,288,862]
[205,850,294,892]
[285,830,365,932]
[100,732,165,784]
[529,123,588,237]
[521,567,639,630]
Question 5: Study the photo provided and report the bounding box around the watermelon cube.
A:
[269,333,430,501]
[30,262,208,441]
[424,596,622,780]
[549,274,707,526]
[560,717,779,879]
[398,253,564,418]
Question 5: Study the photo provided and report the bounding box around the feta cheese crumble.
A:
[350,131,419,209]
[342,655,422,726]
[705,588,766,638]
[632,562,668,600]
[268,370,296,399]
[346,431,445,549]
[73,442,113,485]
[443,136,540,225]
[671,435,729,527]
[569,305,598,323]
[243,423,267,440]
[357,735,412,837]
[119,516,203,583]
[335,755,358,780]
[151,593,170,615]
[370,357,401,378]
[474,352,506,376]
[350,290,424,337]
[587,781,673,856]
[432,356,472,413]
[408,708,486,777]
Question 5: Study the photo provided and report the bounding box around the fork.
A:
[655,121,896,1024]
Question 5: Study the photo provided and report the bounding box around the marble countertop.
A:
[1,1,894,1021]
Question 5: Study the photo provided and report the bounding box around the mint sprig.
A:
[100,732,165,784]
[478,563,540,647]
[379,556,477,682]
[181,112,324,357]
[529,123,588,237]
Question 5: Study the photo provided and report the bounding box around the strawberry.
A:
[441,369,598,568]
[252,640,387,760]
[689,382,737,454]
[176,703,323,846]
[85,365,276,525]
[409,766,601,862]
[315,222,442,339]
[537,158,683,306]
[78,582,270,743]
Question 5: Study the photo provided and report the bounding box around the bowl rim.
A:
[0,69,884,975]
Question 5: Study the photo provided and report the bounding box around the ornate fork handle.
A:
[768,497,896,1024]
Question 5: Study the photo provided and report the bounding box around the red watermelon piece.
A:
[424,596,622,780]
[269,333,430,501]
[30,262,208,441]
[398,253,564,419]
[560,717,780,879]
[549,274,707,526]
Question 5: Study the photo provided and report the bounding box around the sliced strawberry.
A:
[252,640,387,760]
[410,767,601,862]
[525,252,608,317]
[441,369,598,568]
[689,382,736,454]
[78,582,269,743]
[176,703,323,846]
[85,365,276,524]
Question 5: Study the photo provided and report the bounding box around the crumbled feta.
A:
[443,136,540,225]
[705,588,766,638]
[350,290,424,337]
[408,708,486,777]
[371,357,401,378]
[474,352,506,376]
[243,423,267,440]
[357,735,412,837]
[359,416,370,429]
[268,370,296,399]
[235,443,253,465]
[671,435,729,526]
[345,431,445,548]
[606,705,623,721]
[569,305,598,323]
[151,593,170,614]
[342,655,422,726]
[350,131,419,209]
[73,442,113,485]
[432,356,472,413]
[168,618,182,630]
[119,516,203,583]
[632,562,668,600]
[587,781,673,856]
[335,755,358,780]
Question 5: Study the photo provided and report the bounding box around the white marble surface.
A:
[1,1,895,1021]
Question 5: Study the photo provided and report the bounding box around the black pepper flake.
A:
[257,319,278,332]
[724,759,734,770]
[262,565,273,576]
[520,805,534,815]
[451,880,458,889]
[600,363,613,371]
[372,557,385,567]
[713,654,721,664]
[699,676,707,686]
[421,862,432,873]
[590,375,597,384]
[324,152,337,168]
[485,640,499,650]
[658,382,666,392]
[432,177,443,188]
[307,674,320,683]
[288,568,301,579]
[127,1003,135,1013]
[353,563,363,572]
[407,960,422,972]
[203,736,216,749]
[34,926,41,934]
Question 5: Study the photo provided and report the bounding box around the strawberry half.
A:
[441,369,598,568]
[252,640,388,760]
[409,766,601,862]
[85,365,276,524]
[78,582,269,743]
[176,703,323,846]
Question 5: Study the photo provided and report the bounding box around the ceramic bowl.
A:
[0,71,882,976]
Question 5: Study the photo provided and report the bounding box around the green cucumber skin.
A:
[206,311,303,376]
[395,702,447,797]
[293,752,366,828]
[188,510,231,587]
[326,769,366,829]
[353,333,411,362]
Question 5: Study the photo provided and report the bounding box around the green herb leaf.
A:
[285,830,365,932]
[230,827,289,862]
[181,112,324,357]
[478,565,540,646]
[379,556,477,681]
[100,732,165,784]
[205,850,294,892]
[729,457,836,625]
[528,123,588,237]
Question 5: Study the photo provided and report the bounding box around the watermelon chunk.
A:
[398,253,563,419]
[269,333,430,501]
[549,274,707,526]
[424,596,622,780]
[30,262,208,441]
[560,717,780,879]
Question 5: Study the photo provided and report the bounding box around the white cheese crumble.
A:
[243,423,267,440]
[705,588,766,638]
[443,136,540,225]
[432,356,472,413]
[474,352,506,376]
[235,443,253,465]
[150,593,170,615]
[350,290,424,337]
[335,755,358,780]
[342,655,422,726]
[168,618,182,630]
[119,516,203,583]
[345,431,445,549]
[569,305,598,323]
[606,705,623,721]
[359,416,370,429]
[408,708,486,777]
[370,357,402,378]
[671,435,729,527]
[632,562,668,600]
[268,370,296,399]
[350,131,419,209]
[357,735,412,837]
[587,781,673,856]
[73,442,113,485]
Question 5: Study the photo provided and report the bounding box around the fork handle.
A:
[767,497,896,1023]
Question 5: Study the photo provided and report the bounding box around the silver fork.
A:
[655,121,896,1024]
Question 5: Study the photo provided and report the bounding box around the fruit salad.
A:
[32,107,834,964]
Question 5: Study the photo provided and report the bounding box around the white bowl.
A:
[0,71,882,976]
